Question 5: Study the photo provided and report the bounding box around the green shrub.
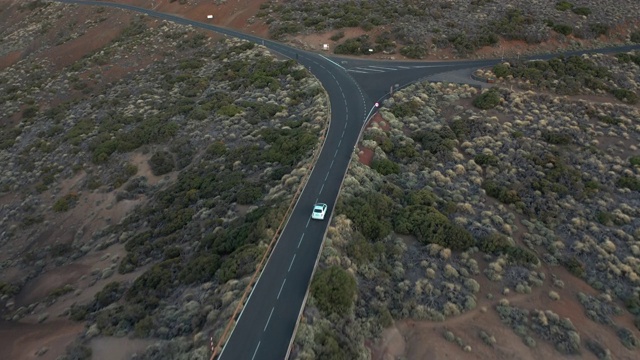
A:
[400,45,428,59]
[589,23,609,36]
[612,88,638,104]
[562,256,585,277]
[371,158,400,175]
[617,327,639,349]
[474,153,499,167]
[330,31,345,41]
[334,36,372,55]
[616,175,640,191]
[542,130,572,145]
[236,184,263,204]
[555,1,573,11]
[630,156,640,166]
[0,282,19,296]
[473,88,501,109]
[572,7,591,16]
[311,266,357,316]
[22,106,39,119]
[553,24,573,35]
[631,31,640,43]
[149,151,175,176]
[53,193,80,212]
[483,180,520,204]
[586,339,610,360]
[493,63,511,78]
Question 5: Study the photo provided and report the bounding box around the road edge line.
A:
[214,76,333,359]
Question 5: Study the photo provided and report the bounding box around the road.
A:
[51,1,640,359]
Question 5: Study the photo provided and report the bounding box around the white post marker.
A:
[207,15,213,19]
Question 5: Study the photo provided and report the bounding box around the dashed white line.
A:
[277,278,286,299]
[264,307,275,332]
[306,218,310,228]
[330,159,334,168]
[324,172,329,181]
[288,254,296,272]
[338,139,342,147]
[334,149,339,157]
[319,183,324,194]
[297,233,305,248]
[369,65,397,70]
[251,342,261,360]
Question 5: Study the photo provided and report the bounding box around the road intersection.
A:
[51,1,640,359]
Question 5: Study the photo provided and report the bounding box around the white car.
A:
[311,203,328,220]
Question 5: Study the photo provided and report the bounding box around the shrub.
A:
[631,31,640,43]
[53,193,80,212]
[542,130,572,145]
[555,1,573,11]
[562,256,585,277]
[400,45,428,59]
[586,339,611,360]
[612,88,638,104]
[617,327,639,349]
[334,36,372,55]
[629,156,640,166]
[235,184,263,204]
[572,7,591,16]
[474,153,499,167]
[589,23,609,36]
[482,180,520,204]
[311,266,357,316]
[616,175,640,191]
[330,31,345,41]
[493,63,511,78]
[553,24,573,36]
[371,158,400,175]
[149,151,175,176]
[22,106,39,119]
[473,88,501,109]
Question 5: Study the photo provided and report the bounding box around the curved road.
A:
[52,2,640,359]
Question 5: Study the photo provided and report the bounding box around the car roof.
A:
[314,203,327,207]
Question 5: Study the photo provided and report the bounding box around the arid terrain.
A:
[1,1,327,359]
[294,55,640,359]
[1,1,640,360]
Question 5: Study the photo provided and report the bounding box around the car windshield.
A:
[314,208,322,212]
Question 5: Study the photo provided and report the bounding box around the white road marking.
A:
[369,65,397,70]
[347,69,369,74]
[251,342,261,360]
[288,254,296,272]
[319,183,324,194]
[277,278,286,299]
[397,66,412,69]
[264,307,275,332]
[324,172,329,181]
[306,218,310,228]
[297,233,305,248]
[338,139,342,147]
[330,159,334,168]
[354,66,385,72]
[334,149,339,157]
[318,54,345,70]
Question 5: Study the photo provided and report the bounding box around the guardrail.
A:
[210,87,332,360]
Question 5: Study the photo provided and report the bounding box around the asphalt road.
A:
[50,1,640,359]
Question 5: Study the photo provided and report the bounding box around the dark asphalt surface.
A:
[50,2,640,359]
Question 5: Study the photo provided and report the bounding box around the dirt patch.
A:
[358,112,391,166]
[0,319,84,360]
[371,248,640,360]
[15,263,90,307]
[91,336,156,360]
